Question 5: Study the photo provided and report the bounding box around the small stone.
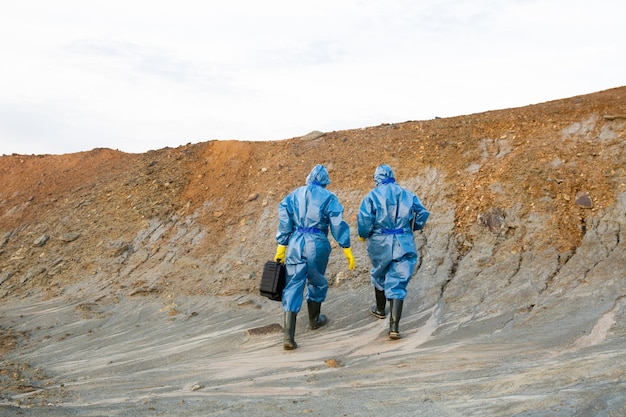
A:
[302,130,325,141]
[575,192,593,208]
[60,232,81,242]
[479,208,506,233]
[184,383,204,392]
[247,193,259,202]
[33,234,50,247]
[0,271,11,286]
[246,323,283,336]
[325,358,342,368]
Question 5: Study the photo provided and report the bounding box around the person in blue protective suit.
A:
[274,164,355,350]
[357,164,429,339]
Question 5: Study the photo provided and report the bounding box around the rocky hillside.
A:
[2,87,625,299]
[1,87,625,416]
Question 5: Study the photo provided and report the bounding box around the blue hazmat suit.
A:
[357,165,430,300]
[276,165,351,313]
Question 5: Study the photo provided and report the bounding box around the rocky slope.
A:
[0,87,625,416]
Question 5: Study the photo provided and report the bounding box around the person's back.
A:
[360,179,419,236]
[278,181,348,245]
[357,164,429,339]
[275,164,354,350]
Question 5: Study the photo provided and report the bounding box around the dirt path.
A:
[1,280,624,416]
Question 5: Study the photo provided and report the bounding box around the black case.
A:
[259,261,286,301]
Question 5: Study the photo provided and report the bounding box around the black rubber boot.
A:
[370,288,386,319]
[284,311,298,350]
[307,301,328,330]
[388,299,403,340]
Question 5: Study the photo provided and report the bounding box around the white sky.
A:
[1,0,624,155]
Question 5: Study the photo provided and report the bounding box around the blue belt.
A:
[297,227,322,234]
[380,228,405,235]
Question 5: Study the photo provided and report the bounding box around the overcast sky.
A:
[1,0,624,155]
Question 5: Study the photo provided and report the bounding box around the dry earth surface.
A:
[1,87,625,416]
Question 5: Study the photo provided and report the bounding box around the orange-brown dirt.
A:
[2,87,625,282]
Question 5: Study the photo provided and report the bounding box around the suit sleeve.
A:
[357,194,375,238]
[276,195,294,245]
[411,195,430,231]
[327,195,351,248]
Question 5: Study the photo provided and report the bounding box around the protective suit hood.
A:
[374,164,395,186]
[306,164,331,187]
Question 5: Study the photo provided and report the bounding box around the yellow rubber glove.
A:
[358,236,366,242]
[343,247,355,270]
[274,244,287,264]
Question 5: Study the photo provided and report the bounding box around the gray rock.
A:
[0,270,11,286]
[33,234,50,247]
[60,232,81,242]
[301,130,325,140]
[575,191,593,208]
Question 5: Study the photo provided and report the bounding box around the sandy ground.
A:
[1,279,624,416]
